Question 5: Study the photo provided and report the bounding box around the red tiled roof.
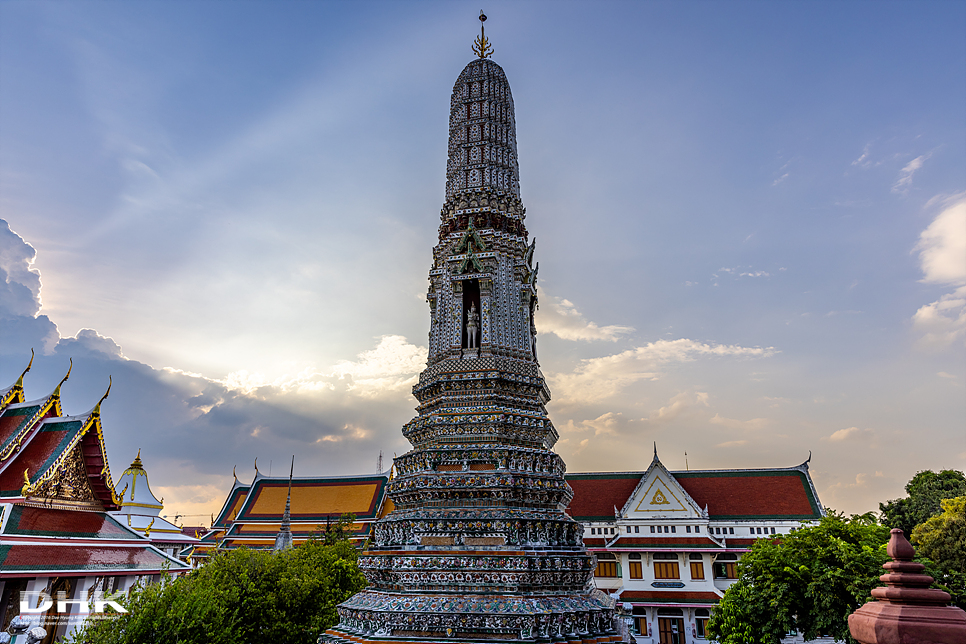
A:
[0,421,81,496]
[0,544,179,575]
[565,468,822,521]
[675,471,821,519]
[0,405,40,452]
[566,473,640,521]
[3,505,132,539]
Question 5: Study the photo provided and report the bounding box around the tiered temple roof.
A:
[184,470,391,563]
[0,355,188,579]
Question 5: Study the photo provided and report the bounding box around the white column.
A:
[62,576,98,642]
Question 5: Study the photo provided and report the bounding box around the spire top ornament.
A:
[472,10,494,59]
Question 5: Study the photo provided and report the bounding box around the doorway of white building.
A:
[657,616,685,644]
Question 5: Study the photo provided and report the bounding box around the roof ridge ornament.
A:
[92,376,112,417]
[53,358,72,398]
[471,10,494,59]
[16,348,34,388]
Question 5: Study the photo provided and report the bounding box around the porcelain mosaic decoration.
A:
[322,24,618,644]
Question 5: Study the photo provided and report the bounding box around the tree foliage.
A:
[912,495,966,574]
[72,516,366,644]
[706,511,890,644]
[912,495,966,608]
[880,469,966,538]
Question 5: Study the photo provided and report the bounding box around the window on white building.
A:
[695,608,710,637]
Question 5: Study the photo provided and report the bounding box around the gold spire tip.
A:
[472,10,494,59]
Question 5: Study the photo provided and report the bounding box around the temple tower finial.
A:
[274,456,295,551]
[472,11,494,59]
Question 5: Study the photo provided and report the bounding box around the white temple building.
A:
[110,451,199,561]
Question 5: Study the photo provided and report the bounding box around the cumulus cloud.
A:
[0,219,43,318]
[535,293,633,342]
[893,153,932,194]
[57,329,126,359]
[0,219,59,353]
[912,197,966,348]
[549,339,775,405]
[716,440,748,448]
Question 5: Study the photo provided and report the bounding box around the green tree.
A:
[880,469,966,538]
[706,511,890,644]
[72,515,366,644]
[912,495,966,608]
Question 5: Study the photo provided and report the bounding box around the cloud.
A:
[709,413,769,431]
[772,173,789,186]
[915,197,966,286]
[852,143,872,168]
[57,329,126,359]
[556,392,709,454]
[549,339,774,405]
[536,294,633,342]
[0,219,43,318]
[0,219,59,353]
[912,197,966,348]
[648,391,709,423]
[824,426,874,442]
[559,412,625,438]
[892,153,932,194]
[330,335,426,395]
[716,440,748,448]
[912,286,966,348]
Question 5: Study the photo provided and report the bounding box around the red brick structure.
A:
[848,528,966,644]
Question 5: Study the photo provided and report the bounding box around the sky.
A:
[1,1,963,526]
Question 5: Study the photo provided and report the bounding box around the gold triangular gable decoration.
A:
[633,477,689,513]
[650,489,670,505]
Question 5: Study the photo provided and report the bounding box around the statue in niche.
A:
[529,300,538,362]
[466,302,479,349]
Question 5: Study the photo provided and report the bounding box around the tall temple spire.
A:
[273,456,294,551]
[471,11,494,59]
[324,21,616,644]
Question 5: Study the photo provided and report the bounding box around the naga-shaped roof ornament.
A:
[53,358,72,398]
[471,11,493,59]
[16,349,34,388]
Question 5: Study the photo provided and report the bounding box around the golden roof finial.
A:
[15,349,34,388]
[53,358,72,397]
[472,10,493,59]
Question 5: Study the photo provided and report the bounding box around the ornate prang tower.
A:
[324,14,617,644]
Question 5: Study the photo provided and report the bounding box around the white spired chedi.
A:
[111,450,199,560]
